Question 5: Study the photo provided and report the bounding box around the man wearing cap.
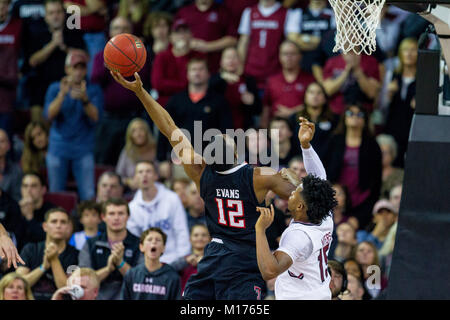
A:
[44,48,103,201]
[25,0,86,107]
[151,18,206,107]
[356,199,398,249]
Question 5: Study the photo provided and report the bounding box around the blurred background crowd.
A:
[0,0,431,300]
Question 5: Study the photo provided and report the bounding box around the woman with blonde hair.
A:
[0,272,34,300]
[20,121,49,174]
[116,118,157,190]
[383,37,418,168]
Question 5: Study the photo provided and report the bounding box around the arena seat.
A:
[44,191,78,214]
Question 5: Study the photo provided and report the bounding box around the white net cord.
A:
[329,0,386,55]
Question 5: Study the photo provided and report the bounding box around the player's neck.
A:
[292,210,309,223]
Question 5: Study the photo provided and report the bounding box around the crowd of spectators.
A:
[0,0,426,300]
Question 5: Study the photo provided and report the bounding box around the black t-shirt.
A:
[20,241,79,300]
[24,24,86,105]
[16,201,56,250]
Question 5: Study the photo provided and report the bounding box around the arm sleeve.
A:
[302,145,327,180]
[238,8,251,35]
[43,83,60,120]
[276,229,313,263]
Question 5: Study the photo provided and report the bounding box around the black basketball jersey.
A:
[200,163,264,251]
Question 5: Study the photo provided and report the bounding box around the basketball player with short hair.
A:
[255,117,337,299]
[110,70,297,300]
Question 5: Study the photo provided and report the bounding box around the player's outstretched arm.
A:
[298,117,327,180]
[255,205,293,280]
[110,71,205,185]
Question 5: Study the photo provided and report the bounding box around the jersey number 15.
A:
[215,198,246,229]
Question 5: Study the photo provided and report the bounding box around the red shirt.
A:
[263,70,315,117]
[224,77,251,129]
[151,48,205,107]
[323,54,380,115]
[223,0,258,35]
[244,5,287,89]
[64,0,106,32]
[0,17,22,113]
[338,146,370,208]
[176,3,234,73]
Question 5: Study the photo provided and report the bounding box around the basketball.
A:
[104,33,147,77]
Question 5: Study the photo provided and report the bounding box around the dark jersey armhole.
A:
[247,166,265,207]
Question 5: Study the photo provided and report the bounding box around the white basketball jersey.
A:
[275,215,334,300]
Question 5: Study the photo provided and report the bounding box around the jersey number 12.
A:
[215,198,245,228]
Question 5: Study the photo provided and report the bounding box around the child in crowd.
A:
[69,201,102,250]
[120,228,181,300]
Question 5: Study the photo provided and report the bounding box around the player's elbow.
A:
[261,270,278,281]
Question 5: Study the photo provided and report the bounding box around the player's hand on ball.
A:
[110,71,143,94]
[298,117,315,147]
[255,204,275,231]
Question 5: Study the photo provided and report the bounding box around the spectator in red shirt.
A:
[151,19,205,107]
[175,0,237,73]
[223,0,258,36]
[0,0,21,137]
[261,40,315,128]
[237,0,295,90]
[209,46,261,130]
[91,16,150,167]
[323,52,381,115]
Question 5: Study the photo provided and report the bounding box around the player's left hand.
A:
[255,204,275,231]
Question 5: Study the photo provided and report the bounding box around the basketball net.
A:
[329,0,386,55]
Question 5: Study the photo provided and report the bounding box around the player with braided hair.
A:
[255,117,337,300]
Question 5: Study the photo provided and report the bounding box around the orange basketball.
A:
[104,33,147,77]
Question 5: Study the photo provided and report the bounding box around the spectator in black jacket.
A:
[156,57,233,162]
[16,173,56,250]
[16,208,79,300]
[78,198,140,300]
[324,104,382,230]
